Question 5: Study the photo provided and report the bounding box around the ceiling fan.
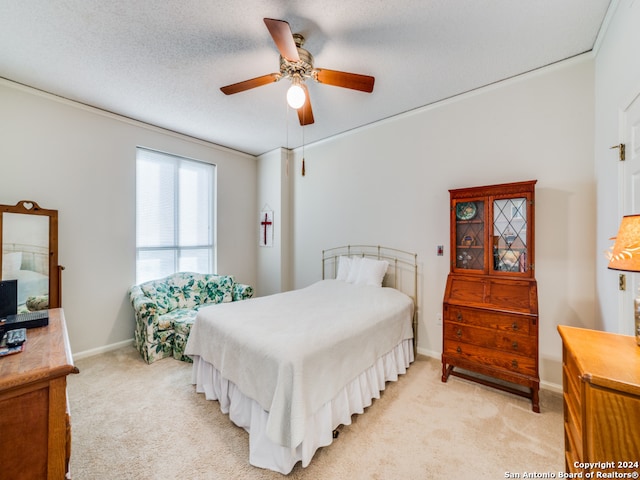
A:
[220,18,375,126]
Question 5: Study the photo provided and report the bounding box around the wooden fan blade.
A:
[220,73,279,95]
[264,18,300,62]
[297,84,314,126]
[315,69,375,93]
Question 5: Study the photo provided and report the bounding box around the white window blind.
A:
[136,147,216,283]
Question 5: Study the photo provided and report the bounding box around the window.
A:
[136,147,215,283]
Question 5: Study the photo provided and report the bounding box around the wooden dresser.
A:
[558,325,640,476]
[442,181,540,412]
[0,309,78,479]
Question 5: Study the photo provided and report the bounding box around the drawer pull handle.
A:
[512,322,519,331]
[456,346,462,353]
[512,360,518,368]
[456,313,463,321]
[456,329,462,337]
[512,341,518,350]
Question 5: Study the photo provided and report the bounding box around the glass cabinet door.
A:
[492,197,528,273]
[454,200,485,271]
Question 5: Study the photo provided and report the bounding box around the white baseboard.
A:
[416,347,563,394]
[72,338,134,360]
[416,347,440,359]
[539,380,562,394]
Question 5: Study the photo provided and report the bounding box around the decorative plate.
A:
[456,202,477,220]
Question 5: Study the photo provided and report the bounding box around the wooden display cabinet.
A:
[442,180,540,412]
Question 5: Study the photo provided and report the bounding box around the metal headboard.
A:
[322,245,419,350]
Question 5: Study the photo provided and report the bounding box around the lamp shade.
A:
[608,214,640,272]
[286,84,306,109]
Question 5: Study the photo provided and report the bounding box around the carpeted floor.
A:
[67,347,564,479]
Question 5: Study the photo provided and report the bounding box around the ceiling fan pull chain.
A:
[302,119,306,177]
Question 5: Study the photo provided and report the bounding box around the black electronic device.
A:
[5,310,49,330]
[0,279,19,338]
[0,279,18,320]
[0,279,48,333]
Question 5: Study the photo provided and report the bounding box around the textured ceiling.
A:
[0,1,612,156]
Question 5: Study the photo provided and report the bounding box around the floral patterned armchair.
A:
[128,272,253,364]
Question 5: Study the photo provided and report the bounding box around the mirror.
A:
[0,200,61,312]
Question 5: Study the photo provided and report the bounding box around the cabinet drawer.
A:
[563,392,583,461]
[563,355,582,434]
[443,341,537,376]
[564,351,581,395]
[587,385,640,461]
[443,322,536,356]
[562,345,583,464]
[446,306,532,335]
[565,444,580,475]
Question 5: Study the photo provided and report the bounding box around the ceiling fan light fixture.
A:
[220,18,375,126]
[286,82,306,109]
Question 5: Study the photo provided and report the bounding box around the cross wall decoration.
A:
[260,210,273,247]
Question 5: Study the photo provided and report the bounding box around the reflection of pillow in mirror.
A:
[2,251,22,275]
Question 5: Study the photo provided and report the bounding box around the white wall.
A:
[282,56,596,388]
[256,148,292,296]
[0,80,257,356]
[594,0,640,334]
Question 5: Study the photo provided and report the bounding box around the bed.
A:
[185,245,418,474]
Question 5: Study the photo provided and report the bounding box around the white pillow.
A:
[2,251,22,275]
[355,257,389,287]
[346,256,363,283]
[336,256,351,281]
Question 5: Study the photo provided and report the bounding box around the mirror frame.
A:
[0,200,62,309]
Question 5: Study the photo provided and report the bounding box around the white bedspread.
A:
[184,279,414,449]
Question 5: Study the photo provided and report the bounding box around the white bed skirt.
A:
[190,338,414,474]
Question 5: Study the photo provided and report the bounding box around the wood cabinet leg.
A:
[441,361,453,382]
[531,385,540,413]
